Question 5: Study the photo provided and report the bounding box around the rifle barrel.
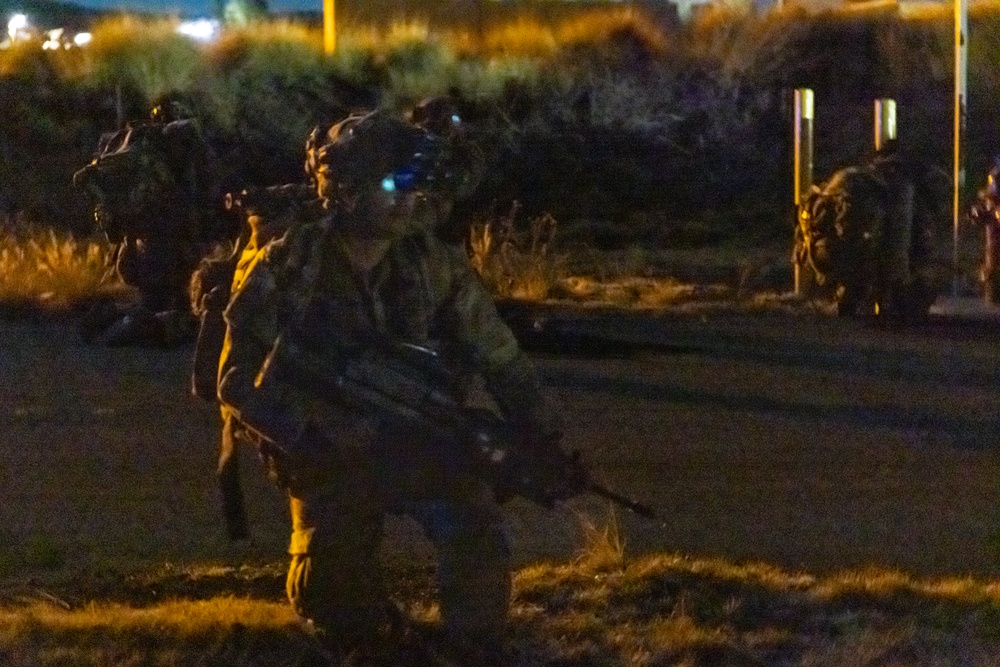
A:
[588,483,666,525]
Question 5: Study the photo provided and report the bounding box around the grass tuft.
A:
[469,205,566,301]
[0,228,126,311]
[573,507,626,572]
[1,551,999,665]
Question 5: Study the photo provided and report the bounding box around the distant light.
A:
[8,13,28,41]
[176,19,219,42]
[42,28,63,50]
[8,14,27,33]
[73,32,91,47]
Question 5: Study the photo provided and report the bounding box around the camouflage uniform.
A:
[189,184,317,541]
[797,144,944,318]
[969,158,1000,300]
[73,106,220,344]
[218,111,558,665]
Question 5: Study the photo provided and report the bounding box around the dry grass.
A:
[466,207,806,311]
[470,207,567,301]
[0,228,126,311]
[1,547,997,666]
[0,224,801,314]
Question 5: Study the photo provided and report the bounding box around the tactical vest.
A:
[272,219,440,360]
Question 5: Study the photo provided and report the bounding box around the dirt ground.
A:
[0,300,997,585]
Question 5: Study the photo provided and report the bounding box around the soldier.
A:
[407,95,517,246]
[969,156,1000,301]
[189,183,317,540]
[73,98,222,346]
[797,139,946,319]
[217,109,576,665]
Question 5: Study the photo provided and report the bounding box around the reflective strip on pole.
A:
[794,88,814,295]
[323,0,336,56]
[794,88,814,206]
[874,98,896,152]
[955,0,968,295]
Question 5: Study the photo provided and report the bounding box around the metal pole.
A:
[954,0,968,296]
[323,0,336,56]
[874,98,896,152]
[793,88,814,295]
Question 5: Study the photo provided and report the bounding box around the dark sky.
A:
[44,0,321,17]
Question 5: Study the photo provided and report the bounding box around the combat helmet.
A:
[409,95,463,138]
[304,109,441,203]
[149,96,193,124]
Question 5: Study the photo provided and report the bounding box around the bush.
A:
[1,5,997,248]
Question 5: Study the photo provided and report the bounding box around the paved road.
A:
[0,309,997,578]
[516,307,1000,577]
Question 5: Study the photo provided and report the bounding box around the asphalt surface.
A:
[0,305,997,579]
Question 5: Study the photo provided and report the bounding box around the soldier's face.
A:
[343,182,417,239]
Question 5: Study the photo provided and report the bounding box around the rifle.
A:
[253,335,665,522]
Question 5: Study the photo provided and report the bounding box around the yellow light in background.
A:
[323,0,335,55]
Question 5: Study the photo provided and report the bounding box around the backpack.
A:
[797,165,888,291]
[75,119,214,243]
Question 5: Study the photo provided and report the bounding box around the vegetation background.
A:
[2,1,999,258]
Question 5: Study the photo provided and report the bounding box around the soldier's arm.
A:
[435,243,562,441]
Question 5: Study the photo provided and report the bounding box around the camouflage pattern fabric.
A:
[188,184,315,538]
[796,153,943,318]
[73,117,219,313]
[218,210,527,471]
[217,208,542,663]
[797,165,886,294]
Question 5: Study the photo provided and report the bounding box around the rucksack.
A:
[797,165,888,291]
[74,119,213,243]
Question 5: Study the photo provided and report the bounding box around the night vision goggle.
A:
[380,134,445,194]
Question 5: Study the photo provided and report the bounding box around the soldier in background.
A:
[73,98,223,346]
[189,183,317,541]
[216,109,576,666]
[407,94,520,246]
[796,138,946,320]
[969,155,1000,301]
